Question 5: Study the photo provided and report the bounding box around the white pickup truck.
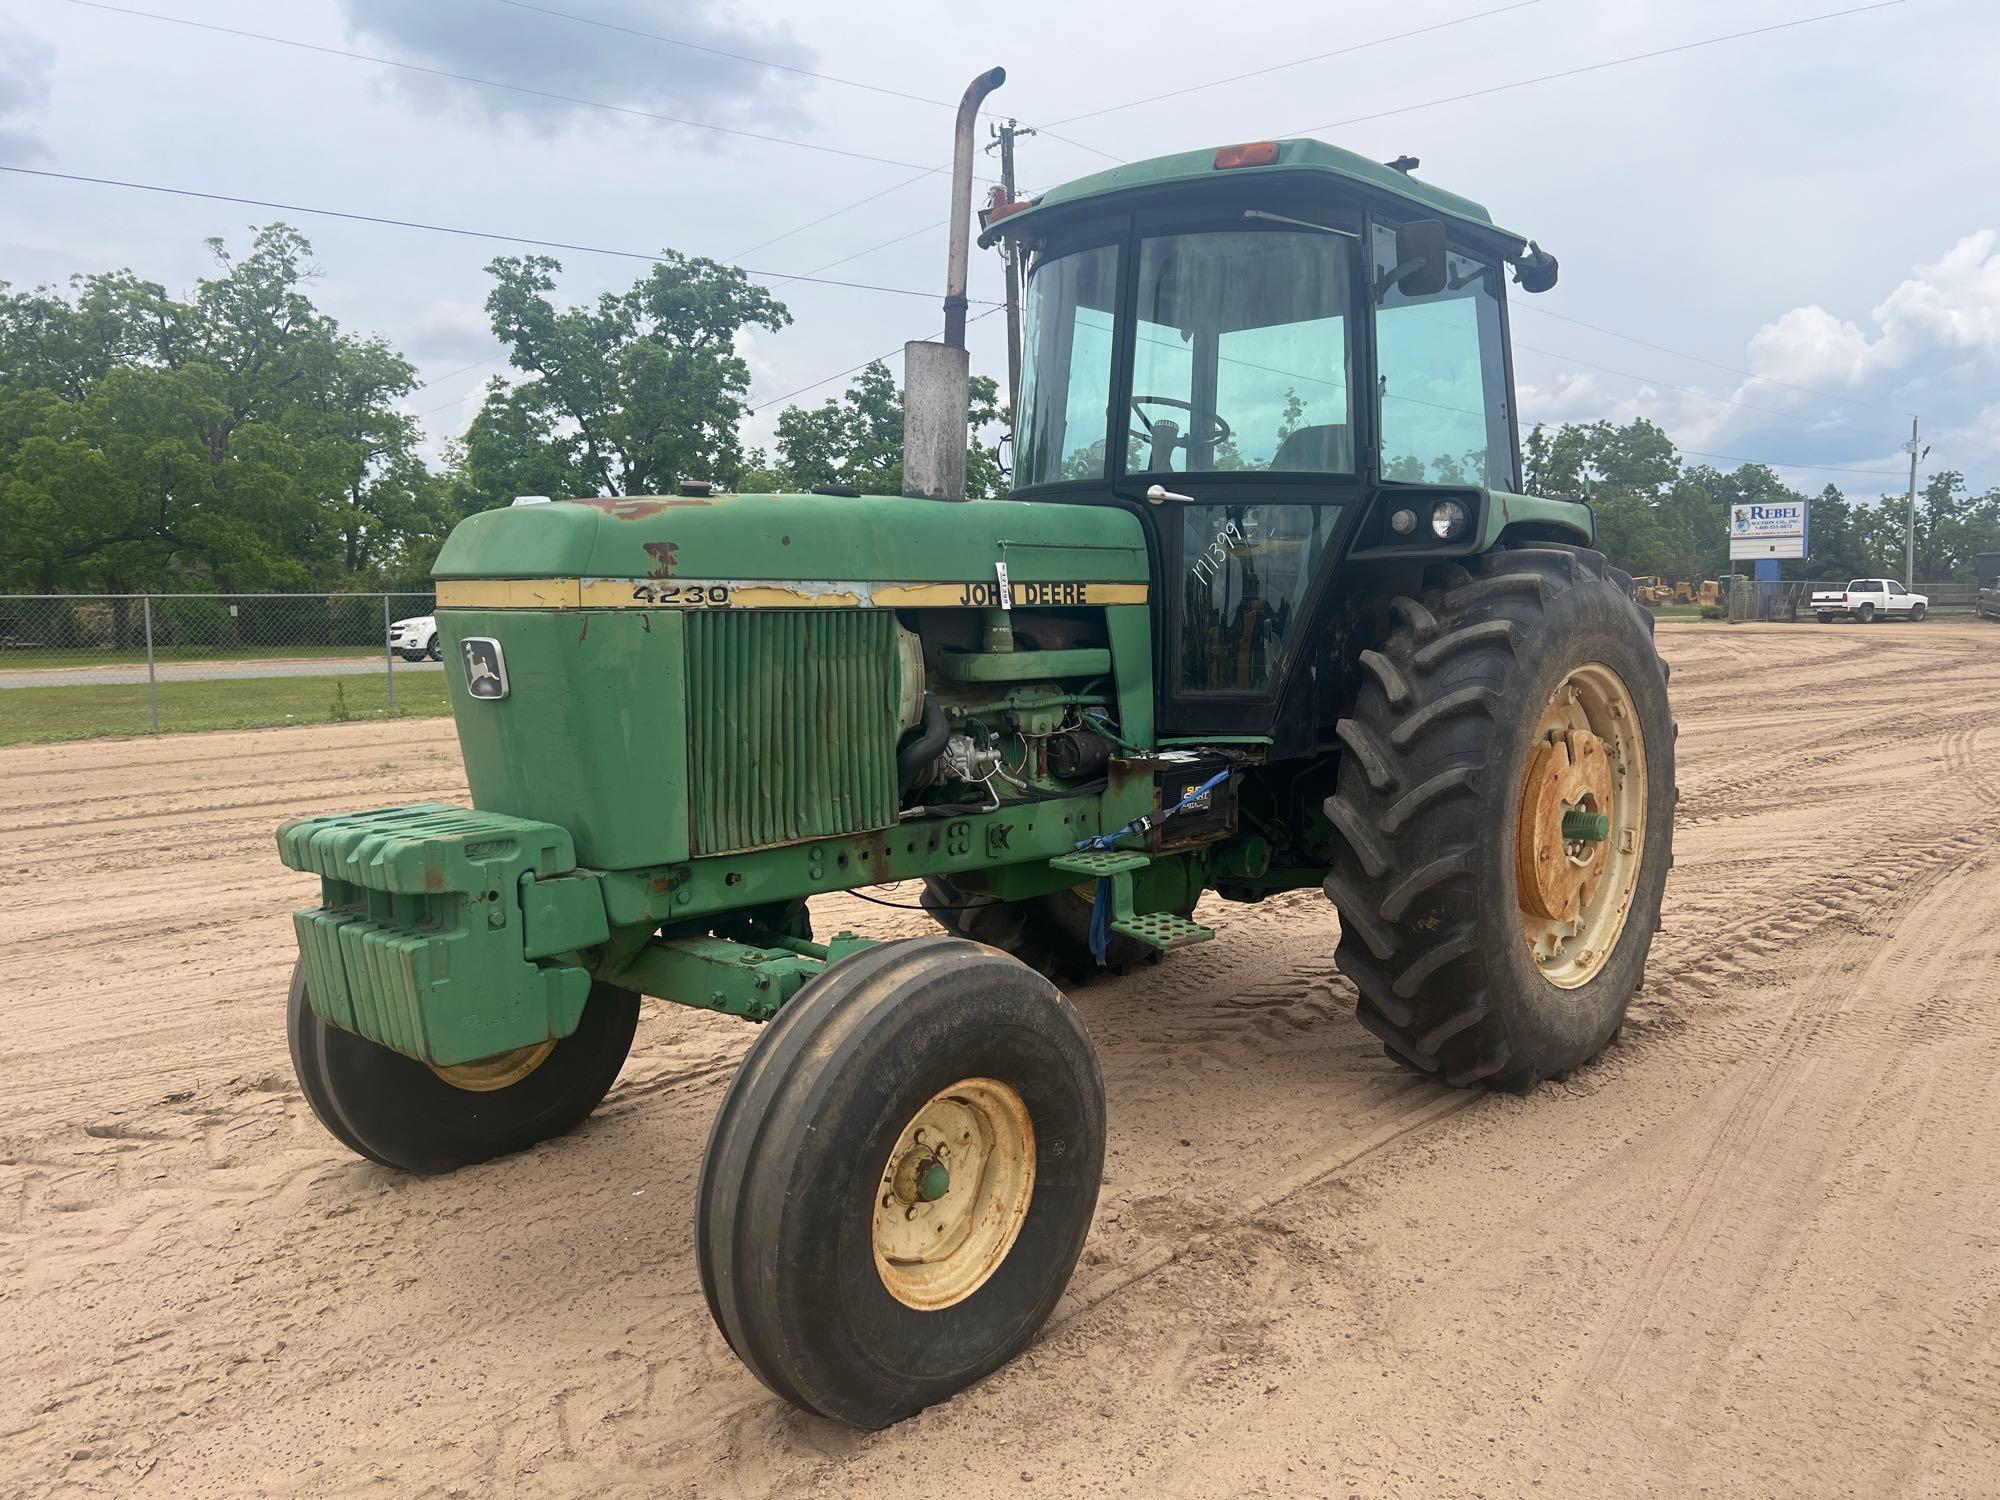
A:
[1811,579,1929,623]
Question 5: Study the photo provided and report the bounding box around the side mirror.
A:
[1390,218,1449,298]
[1510,239,1560,294]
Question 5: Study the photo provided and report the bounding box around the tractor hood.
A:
[432,491,1149,598]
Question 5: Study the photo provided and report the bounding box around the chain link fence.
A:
[0,592,442,743]
[1719,577,1985,623]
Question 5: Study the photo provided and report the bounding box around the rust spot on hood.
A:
[644,541,680,577]
[572,496,712,519]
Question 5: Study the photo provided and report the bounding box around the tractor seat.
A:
[1272,423,1353,473]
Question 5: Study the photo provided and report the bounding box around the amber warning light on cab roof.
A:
[1213,141,1279,170]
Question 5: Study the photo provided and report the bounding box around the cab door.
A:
[1116,220,1364,736]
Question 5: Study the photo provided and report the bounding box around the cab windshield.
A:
[1015,227,1355,487]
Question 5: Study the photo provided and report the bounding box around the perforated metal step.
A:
[1110,912,1215,952]
[1048,849,1151,878]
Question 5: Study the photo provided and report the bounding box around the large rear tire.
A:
[697,936,1105,1428]
[919,875,1167,981]
[1322,546,1675,1092]
[288,960,640,1172]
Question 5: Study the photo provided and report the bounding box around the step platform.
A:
[1110,911,1215,951]
[1046,847,1215,954]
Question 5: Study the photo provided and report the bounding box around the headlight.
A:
[1430,499,1469,540]
[1389,507,1418,535]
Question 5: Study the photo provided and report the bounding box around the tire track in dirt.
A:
[5,623,2000,1497]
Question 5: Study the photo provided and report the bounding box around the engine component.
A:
[940,732,1002,784]
[1046,727,1111,781]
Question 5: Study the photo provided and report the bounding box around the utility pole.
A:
[989,118,1034,420]
[1903,415,1923,587]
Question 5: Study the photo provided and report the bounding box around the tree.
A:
[0,225,443,594]
[463,251,790,508]
[767,360,1008,499]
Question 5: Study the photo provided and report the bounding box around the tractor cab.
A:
[984,138,1562,737]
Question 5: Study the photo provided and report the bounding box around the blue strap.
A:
[1088,876,1114,964]
[1076,768,1231,964]
[1073,768,1231,853]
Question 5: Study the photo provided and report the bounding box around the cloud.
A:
[0,30,54,163]
[1746,231,2000,390]
[334,0,813,134]
[1521,230,2000,487]
[408,298,501,364]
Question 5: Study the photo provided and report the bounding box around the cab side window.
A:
[1371,225,1514,490]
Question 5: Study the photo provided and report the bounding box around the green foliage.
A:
[764,360,1007,499]
[1522,418,2000,584]
[462,250,790,508]
[330,679,351,721]
[0,225,456,593]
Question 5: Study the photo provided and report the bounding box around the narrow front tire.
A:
[287,960,640,1173]
[697,936,1105,1428]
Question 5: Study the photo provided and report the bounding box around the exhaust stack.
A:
[903,65,1006,503]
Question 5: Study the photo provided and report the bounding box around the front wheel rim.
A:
[872,1077,1036,1311]
[429,1040,555,1092]
[1515,663,1648,988]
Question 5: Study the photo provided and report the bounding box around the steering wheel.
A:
[1130,395,1232,468]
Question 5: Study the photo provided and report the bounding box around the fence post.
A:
[383,593,396,714]
[143,594,160,732]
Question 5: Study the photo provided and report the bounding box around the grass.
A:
[0,673,452,746]
[1646,605,1706,621]
[0,642,393,673]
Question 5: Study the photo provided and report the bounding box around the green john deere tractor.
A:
[278,70,1673,1428]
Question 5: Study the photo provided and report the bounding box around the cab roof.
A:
[982,138,1524,251]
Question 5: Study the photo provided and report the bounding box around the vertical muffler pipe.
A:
[904,65,1005,502]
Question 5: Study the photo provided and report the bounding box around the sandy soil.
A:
[4,620,1998,1498]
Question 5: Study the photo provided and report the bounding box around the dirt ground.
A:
[5,620,1998,1498]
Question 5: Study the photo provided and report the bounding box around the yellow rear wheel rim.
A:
[1515,662,1647,988]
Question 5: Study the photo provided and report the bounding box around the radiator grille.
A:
[684,610,902,855]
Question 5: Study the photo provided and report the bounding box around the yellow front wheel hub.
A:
[1516,663,1647,988]
[873,1077,1036,1311]
[429,1040,555,1093]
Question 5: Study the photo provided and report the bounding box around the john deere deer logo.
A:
[460,637,509,700]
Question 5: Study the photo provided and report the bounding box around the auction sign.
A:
[1729,500,1809,560]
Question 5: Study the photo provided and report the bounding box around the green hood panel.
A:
[433,493,1150,585]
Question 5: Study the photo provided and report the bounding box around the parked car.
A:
[1978,582,2000,621]
[389,613,441,660]
[1811,579,1928,623]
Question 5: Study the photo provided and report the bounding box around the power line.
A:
[1677,448,1903,478]
[728,170,940,261]
[414,355,504,392]
[1514,303,1913,417]
[722,5,1901,296]
[763,220,946,295]
[1042,0,1546,128]
[418,310,1005,428]
[1290,1,1906,136]
[1512,341,1851,425]
[0,165,1003,304]
[61,0,965,176]
[750,306,1005,414]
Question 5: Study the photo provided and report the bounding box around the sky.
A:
[3,0,1999,500]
